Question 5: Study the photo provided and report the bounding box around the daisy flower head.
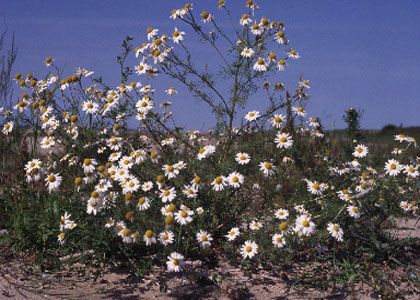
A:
[239,13,252,26]
[400,201,414,213]
[225,227,240,241]
[272,233,286,248]
[384,159,401,176]
[274,208,289,220]
[137,196,151,211]
[245,110,260,122]
[294,214,315,237]
[175,205,194,225]
[136,96,154,113]
[227,171,244,188]
[271,114,285,129]
[240,240,258,259]
[197,145,216,160]
[404,165,419,178]
[274,132,293,149]
[146,27,158,40]
[235,152,251,165]
[292,105,306,117]
[159,187,177,203]
[45,173,62,193]
[249,220,263,231]
[163,164,180,179]
[82,101,99,114]
[200,11,213,23]
[143,229,157,246]
[253,58,268,72]
[2,121,13,135]
[166,252,185,272]
[327,223,344,241]
[275,31,287,44]
[159,230,174,246]
[353,144,368,158]
[211,175,227,191]
[306,180,327,196]
[395,133,414,143]
[250,23,263,35]
[347,205,360,219]
[142,181,154,192]
[241,47,255,58]
[259,161,276,177]
[196,230,213,248]
[288,49,300,59]
[172,28,185,43]
[183,185,198,199]
[277,59,287,71]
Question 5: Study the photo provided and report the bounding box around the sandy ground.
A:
[0,218,419,300]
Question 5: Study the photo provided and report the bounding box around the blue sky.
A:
[1,0,419,129]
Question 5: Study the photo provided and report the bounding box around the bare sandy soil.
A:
[1,218,419,299]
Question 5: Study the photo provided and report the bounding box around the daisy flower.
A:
[161,137,175,146]
[250,23,263,35]
[197,145,216,160]
[136,96,154,113]
[143,229,157,246]
[240,241,258,259]
[245,110,260,122]
[174,205,194,225]
[135,61,150,75]
[274,132,293,149]
[347,205,360,219]
[400,201,412,212]
[253,58,268,72]
[235,152,251,165]
[40,136,55,149]
[274,208,289,220]
[241,47,255,58]
[271,114,285,129]
[201,11,213,23]
[227,171,244,188]
[172,28,185,43]
[146,27,158,40]
[275,31,287,44]
[384,159,401,176]
[166,252,184,272]
[211,175,227,191]
[259,161,276,177]
[159,230,174,246]
[196,230,213,248]
[165,86,178,95]
[2,121,13,135]
[294,214,315,237]
[239,14,252,26]
[182,185,198,199]
[163,164,180,179]
[292,106,306,117]
[327,223,344,241]
[306,180,327,196]
[277,59,287,71]
[82,101,99,114]
[121,229,134,244]
[225,227,240,241]
[272,233,286,248]
[288,49,300,59]
[159,187,177,203]
[142,181,154,192]
[353,144,368,158]
[249,220,263,231]
[45,173,62,193]
[404,165,419,178]
[137,196,151,211]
